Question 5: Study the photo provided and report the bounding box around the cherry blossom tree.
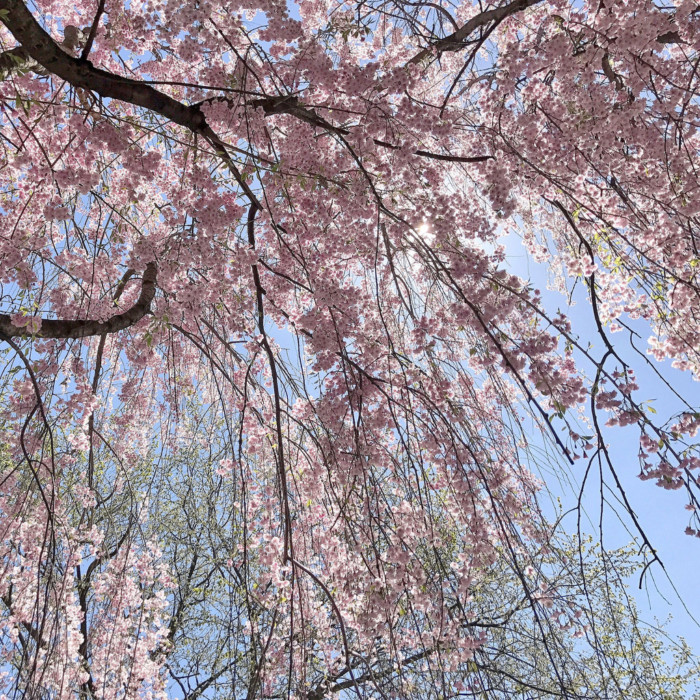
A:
[0,0,700,696]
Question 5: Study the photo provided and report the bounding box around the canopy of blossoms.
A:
[0,0,699,696]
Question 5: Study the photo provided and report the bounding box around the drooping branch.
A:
[0,262,157,339]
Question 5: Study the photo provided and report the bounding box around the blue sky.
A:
[500,227,700,652]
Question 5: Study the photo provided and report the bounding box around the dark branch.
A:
[249,96,492,162]
[0,0,208,132]
[0,2,489,166]
[408,0,545,64]
[81,0,106,60]
[0,263,157,339]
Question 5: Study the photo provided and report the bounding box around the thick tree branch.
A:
[0,0,208,132]
[408,0,545,64]
[0,1,489,165]
[0,263,157,339]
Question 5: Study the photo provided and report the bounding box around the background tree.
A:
[0,0,699,696]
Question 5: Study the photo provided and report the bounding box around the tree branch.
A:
[248,96,491,162]
[408,0,545,64]
[0,0,208,132]
[0,262,157,339]
[0,2,489,165]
